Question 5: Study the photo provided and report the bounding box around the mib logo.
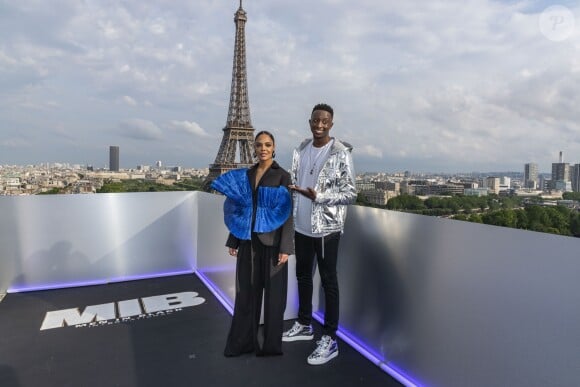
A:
[40,291,205,331]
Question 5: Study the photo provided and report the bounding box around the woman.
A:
[211,131,294,357]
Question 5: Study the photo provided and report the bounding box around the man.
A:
[283,103,356,365]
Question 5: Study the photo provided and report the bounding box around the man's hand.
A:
[277,253,288,266]
[228,247,237,257]
[289,185,317,201]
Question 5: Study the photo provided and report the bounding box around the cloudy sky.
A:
[1,0,579,173]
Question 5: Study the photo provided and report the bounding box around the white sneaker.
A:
[307,335,338,365]
[282,321,314,342]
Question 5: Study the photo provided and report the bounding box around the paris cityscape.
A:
[0,147,579,200]
[1,1,579,236]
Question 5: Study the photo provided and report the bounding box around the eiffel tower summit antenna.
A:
[203,1,255,191]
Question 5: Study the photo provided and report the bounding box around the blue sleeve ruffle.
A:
[211,169,292,240]
[211,169,252,240]
[254,186,292,233]
[210,168,251,204]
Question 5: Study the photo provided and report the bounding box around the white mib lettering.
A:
[40,291,205,331]
[142,293,204,313]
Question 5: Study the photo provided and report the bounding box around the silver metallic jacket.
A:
[290,138,357,234]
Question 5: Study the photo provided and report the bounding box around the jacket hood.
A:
[297,138,353,154]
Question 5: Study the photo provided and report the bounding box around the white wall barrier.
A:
[0,192,578,386]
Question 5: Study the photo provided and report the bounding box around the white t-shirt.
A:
[295,140,333,237]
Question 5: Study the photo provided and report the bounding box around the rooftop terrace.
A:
[0,191,578,386]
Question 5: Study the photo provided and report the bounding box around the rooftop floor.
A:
[0,273,402,387]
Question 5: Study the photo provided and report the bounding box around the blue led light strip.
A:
[8,279,107,293]
[107,269,194,284]
[7,269,195,293]
[195,271,234,315]
[312,312,422,387]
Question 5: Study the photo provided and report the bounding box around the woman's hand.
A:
[228,247,238,257]
[277,253,288,266]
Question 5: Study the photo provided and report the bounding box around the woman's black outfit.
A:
[223,161,294,357]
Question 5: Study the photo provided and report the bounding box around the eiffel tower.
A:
[203,1,255,191]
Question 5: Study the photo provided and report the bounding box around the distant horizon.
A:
[0,158,564,176]
[0,161,558,177]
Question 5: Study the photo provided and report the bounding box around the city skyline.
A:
[1,1,579,173]
[0,155,563,177]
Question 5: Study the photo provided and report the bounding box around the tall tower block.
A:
[203,1,255,191]
[109,146,120,172]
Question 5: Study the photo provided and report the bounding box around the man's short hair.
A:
[312,103,333,118]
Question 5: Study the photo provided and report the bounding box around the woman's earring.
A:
[272,151,276,158]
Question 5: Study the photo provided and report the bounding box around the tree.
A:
[468,214,483,223]
[97,181,124,193]
[96,178,203,194]
[355,192,579,238]
[424,197,442,209]
[570,212,580,237]
[461,199,474,212]
[501,197,520,210]
[487,196,501,211]
[514,210,528,229]
[482,209,516,228]
[448,198,461,212]
[38,188,62,195]
[525,206,550,227]
[356,193,371,206]
[545,206,570,235]
[386,194,425,210]
[563,192,580,201]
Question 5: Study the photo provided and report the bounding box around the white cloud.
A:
[119,119,164,141]
[359,145,383,158]
[122,95,138,106]
[1,137,32,148]
[169,120,210,137]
